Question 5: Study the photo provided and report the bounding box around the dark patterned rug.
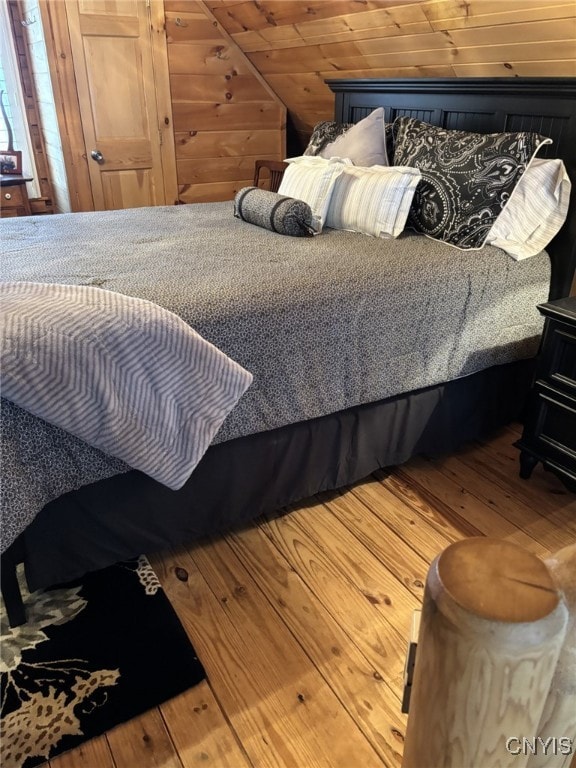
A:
[0,556,205,768]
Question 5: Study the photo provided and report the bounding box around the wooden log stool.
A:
[528,545,576,768]
[402,538,570,768]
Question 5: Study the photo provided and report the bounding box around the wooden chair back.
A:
[253,160,288,193]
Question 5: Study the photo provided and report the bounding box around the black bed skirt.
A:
[19,359,534,591]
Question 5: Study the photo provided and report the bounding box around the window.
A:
[0,2,39,196]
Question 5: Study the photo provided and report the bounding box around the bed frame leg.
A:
[1,538,26,627]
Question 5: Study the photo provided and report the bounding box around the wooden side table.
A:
[0,174,33,218]
[516,296,576,491]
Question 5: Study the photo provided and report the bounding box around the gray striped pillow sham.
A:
[486,158,571,259]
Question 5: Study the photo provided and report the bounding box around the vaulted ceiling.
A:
[203,0,576,145]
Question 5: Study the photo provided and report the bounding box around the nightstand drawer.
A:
[2,184,26,207]
[0,180,32,218]
[517,297,576,491]
[537,318,576,395]
[531,385,576,475]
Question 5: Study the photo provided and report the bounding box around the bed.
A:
[1,77,575,618]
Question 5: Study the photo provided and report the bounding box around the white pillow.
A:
[486,158,571,260]
[278,156,349,233]
[320,108,389,167]
[326,165,422,238]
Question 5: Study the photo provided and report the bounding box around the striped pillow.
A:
[326,165,422,238]
[486,159,571,260]
[278,156,350,233]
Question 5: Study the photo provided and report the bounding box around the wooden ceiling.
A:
[204,0,576,144]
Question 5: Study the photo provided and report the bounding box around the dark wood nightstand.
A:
[516,296,576,491]
[0,174,33,218]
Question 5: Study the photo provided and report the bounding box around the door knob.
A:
[91,149,104,163]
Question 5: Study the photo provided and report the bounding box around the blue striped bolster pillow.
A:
[234,187,315,237]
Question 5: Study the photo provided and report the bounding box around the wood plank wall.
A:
[165,0,286,203]
[15,0,576,206]
[206,0,576,150]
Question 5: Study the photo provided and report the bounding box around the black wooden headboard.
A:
[327,78,576,300]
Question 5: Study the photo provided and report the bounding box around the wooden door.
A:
[65,0,177,210]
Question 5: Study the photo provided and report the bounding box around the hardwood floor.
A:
[48,424,575,768]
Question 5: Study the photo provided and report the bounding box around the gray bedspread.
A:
[0,202,550,550]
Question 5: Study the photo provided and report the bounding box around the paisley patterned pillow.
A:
[393,117,551,249]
